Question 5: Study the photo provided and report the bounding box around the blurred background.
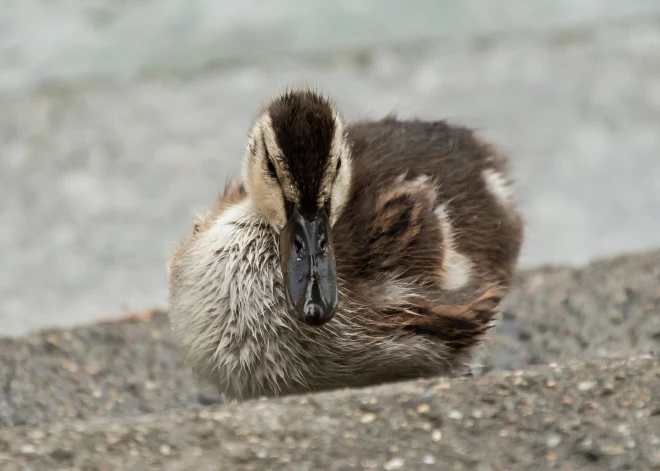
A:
[2,0,660,336]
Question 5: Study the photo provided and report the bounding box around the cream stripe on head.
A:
[242,90,354,230]
[325,110,352,226]
[242,112,289,231]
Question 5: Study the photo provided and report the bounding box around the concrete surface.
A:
[2,250,658,429]
[1,355,658,470]
[2,17,660,336]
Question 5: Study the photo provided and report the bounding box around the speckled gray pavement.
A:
[1,250,658,470]
[2,355,658,470]
[2,13,660,336]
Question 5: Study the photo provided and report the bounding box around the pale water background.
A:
[2,0,660,335]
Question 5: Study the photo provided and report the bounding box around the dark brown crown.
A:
[266,89,337,218]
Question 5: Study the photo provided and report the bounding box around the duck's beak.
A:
[279,206,338,326]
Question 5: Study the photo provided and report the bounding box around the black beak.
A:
[279,206,338,326]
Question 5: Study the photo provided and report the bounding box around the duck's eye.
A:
[267,160,277,179]
[294,235,304,255]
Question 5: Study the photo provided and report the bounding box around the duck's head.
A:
[242,89,352,327]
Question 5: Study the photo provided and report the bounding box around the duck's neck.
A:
[172,197,307,398]
[203,197,284,317]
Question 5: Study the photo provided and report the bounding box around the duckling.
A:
[168,88,524,400]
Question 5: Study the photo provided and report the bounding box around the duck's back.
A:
[335,117,523,301]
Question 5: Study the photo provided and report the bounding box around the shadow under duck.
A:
[168,88,524,400]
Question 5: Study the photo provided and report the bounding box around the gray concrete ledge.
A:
[1,355,658,470]
[1,249,658,431]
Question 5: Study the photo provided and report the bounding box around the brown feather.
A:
[381,286,504,353]
[334,116,523,289]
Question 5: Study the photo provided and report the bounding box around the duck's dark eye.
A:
[267,160,277,179]
[294,235,304,255]
[336,158,342,173]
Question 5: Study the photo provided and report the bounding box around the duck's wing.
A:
[357,173,444,280]
[333,117,523,345]
[339,116,523,287]
[381,286,505,356]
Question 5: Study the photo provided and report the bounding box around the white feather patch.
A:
[435,204,472,290]
[482,169,514,207]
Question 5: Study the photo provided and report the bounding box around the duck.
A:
[167,88,524,401]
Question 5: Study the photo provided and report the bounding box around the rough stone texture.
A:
[1,250,658,431]
[0,310,222,429]
[475,249,660,374]
[3,18,660,336]
[0,355,658,471]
